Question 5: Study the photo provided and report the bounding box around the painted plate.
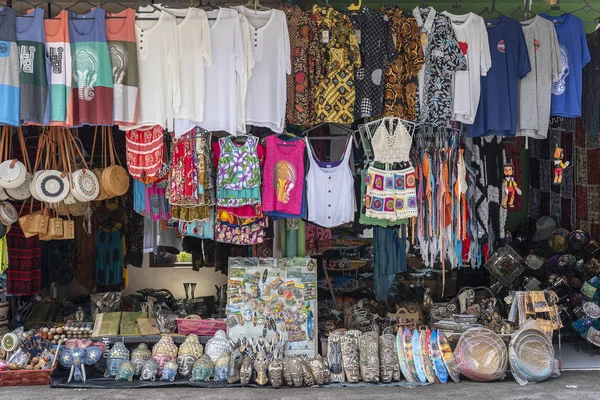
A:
[0,201,18,225]
[29,170,44,201]
[1,332,19,352]
[71,169,99,202]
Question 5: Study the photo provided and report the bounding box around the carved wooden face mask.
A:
[342,333,360,383]
[240,356,253,385]
[379,334,397,383]
[309,357,326,385]
[269,359,284,388]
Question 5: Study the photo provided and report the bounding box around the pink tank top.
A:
[261,135,305,215]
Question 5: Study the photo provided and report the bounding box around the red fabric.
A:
[6,225,42,296]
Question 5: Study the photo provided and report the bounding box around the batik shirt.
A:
[282,5,322,126]
[312,5,361,124]
[341,6,396,119]
[381,6,424,120]
[412,6,465,127]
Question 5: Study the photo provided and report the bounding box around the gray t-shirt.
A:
[517,16,561,139]
[0,6,20,126]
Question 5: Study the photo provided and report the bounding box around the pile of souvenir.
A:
[508,321,559,386]
[0,329,59,374]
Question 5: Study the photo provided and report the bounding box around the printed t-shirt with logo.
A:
[467,16,531,137]
[68,8,114,126]
[541,13,591,118]
[0,6,20,126]
[16,7,50,125]
[44,9,72,126]
[442,12,491,124]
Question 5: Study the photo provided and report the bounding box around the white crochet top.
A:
[371,120,412,164]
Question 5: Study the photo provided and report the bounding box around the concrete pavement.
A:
[2,371,599,400]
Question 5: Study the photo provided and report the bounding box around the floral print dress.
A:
[216,136,261,208]
[168,137,198,206]
[312,5,362,124]
[381,7,424,120]
[412,6,466,127]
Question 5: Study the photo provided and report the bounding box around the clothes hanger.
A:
[569,0,600,17]
[478,0,502,19]
[99,0,134,18]
[242,0,270,12]
[66,0,102,18]
[542,1,564,16]
[509,3,536,21]
[134,0,164,20]
[10,0,42,17]
[275,131,300,146]
[347,0,362,12]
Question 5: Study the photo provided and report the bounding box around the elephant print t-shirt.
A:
[105,8,138,126]
[0,6,20,126]
[68,7,113,126]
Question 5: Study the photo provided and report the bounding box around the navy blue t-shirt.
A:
[467,16,531,137]
[541,13,591,117]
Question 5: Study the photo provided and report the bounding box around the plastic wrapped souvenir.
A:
[191,354,215,382]
[131,343,152,376]
[341,332,360,383]
[160,360,179,381]
[239,356,253,385]
[379,334,399,383]
[269,359,284,388]
[116,360,135,381]
[455,327,507,382]
[105,342,130,378]
[205,330,229,362]
[358,332,379,383]
[509,321,559,385]
[140,358,159,381]
[327,333,344,382]
[178,334,204,377]
[228,340,243,383]
[152,335,178,377]
[214,352,230,382]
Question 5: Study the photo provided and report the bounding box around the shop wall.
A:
[122,254,227,299]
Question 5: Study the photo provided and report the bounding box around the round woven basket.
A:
[104,165,130,197]
[93,168,107,201]
[509,328,554,384]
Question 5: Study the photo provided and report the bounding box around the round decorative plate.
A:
[455,327,507,382]
[29,170,44,201]
[1,332,19,352]
[6,172,31,200]
[0,160,26,189]
[548,229,570,253]
[72,169,99,202]
[583,302,600,319]
[509,328,554,383]
[569,230,590,250]
[36,170,69,203]
[0,202,18,225]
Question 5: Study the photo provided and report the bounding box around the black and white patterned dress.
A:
[412,7,466,127]
[341,6,396,119]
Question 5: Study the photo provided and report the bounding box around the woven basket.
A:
[104,165,129,197]
[92,168,107,200]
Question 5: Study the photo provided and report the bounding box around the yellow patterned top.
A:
[311,5,361,124]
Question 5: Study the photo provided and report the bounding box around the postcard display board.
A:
[226,257,318,357]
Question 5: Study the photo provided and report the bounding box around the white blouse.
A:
[165,7,212,137]
[123,7,181,132]
[201,8,245,135]
[305,137,356,228]
[236,12,255,134]
[234,7,290,133]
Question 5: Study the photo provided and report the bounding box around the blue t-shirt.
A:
[467,16,531,137]
[541,13,591,117]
